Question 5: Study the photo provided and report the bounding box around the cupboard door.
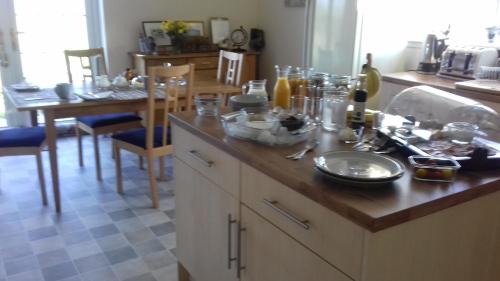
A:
[174,158,239,281]
[240,206,351,281]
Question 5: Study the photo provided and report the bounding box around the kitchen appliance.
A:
[437,45,499,80]
[417,34,447,74]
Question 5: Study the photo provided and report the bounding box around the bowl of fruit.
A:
[408,156,461,182]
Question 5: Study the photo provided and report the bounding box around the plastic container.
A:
[408,156,461,182]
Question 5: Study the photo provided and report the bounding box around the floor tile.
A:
[163,210,175,220]
[75,206,105,218]
[114,217,145,233]
[36,249,71,269]
[123,228,155,245]
[149,222,175,237]
[104,246,138,265]
[152,263,177,281]
[133,239,166,257]
[5,269,43,281]
[66,240,101,260]
[4,256,39,276]
[0,221,24,237]
[80,214,112,229]
[108,209,135,222]
[62,230,92,246]
[1,243,33,261]
[51,212,79,224]
[28,226,58,241]
[73,253,109,274]
[111,258,148,280]
[54,219,86,234]
[142,251,176,271]
[0,233,29,250]
[89,224,119,239]
[79,267,118,281]
[31,236,66,255]
[138,212,170,227]
[95,234,129,252]
[0,212,21,223]
[41,262,78,281]
[158,233,176,250]
[123,273,157,281]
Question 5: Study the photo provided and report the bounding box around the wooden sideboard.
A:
[130,51,259,85]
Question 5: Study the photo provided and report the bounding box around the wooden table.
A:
[3,78,241,212]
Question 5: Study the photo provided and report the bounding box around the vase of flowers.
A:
[161,20,189,52]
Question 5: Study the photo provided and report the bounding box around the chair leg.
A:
[159,156,166,181]
[139,156,144,170]
[147,153,159,208]
[92,134,102,181]
[114,142,123,194]
[76,126,83,167]
[35,151,48,206]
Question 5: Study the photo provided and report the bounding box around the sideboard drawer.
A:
[241,163,364,280]
[188,56,219,70]
[147,58,188,67]
[172,124,240,198]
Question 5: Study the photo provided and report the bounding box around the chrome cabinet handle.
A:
[188,150,214,167]
[262,199,310,230]
[227,214,237,269]
[237,222,246,278]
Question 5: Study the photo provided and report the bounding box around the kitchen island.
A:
[170,111,500,281]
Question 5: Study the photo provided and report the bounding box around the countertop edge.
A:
[169,114,500,232]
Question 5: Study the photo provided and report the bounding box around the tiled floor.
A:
[0,136,178,281]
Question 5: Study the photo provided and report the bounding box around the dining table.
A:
[3,76,242,212]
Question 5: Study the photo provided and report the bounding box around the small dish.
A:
[229,95,268,111]
[75,91,113,101]
[408,155,461,182]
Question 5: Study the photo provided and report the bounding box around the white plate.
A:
[11,83,40,92]
[75,91,113,101]
[314,151,405,182]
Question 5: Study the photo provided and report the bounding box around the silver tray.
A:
[314,151,405,182]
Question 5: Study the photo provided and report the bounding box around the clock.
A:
[230,26,249,52]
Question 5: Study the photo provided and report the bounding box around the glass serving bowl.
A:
[443,122,482,144]
[194,96,222,116]
[408,156,461,182]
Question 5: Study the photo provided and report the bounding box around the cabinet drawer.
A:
[241,163,364,280]
[147,58,187,68]
[172,124,240,198]
[188,56,219,69]
[241,206,351,281]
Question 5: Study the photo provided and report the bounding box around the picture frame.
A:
[209,17,230,44]
[142,21,171,46]
[184,21,205,37]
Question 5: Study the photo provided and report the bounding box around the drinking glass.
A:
[290,96,310,117]
[320,87,349,131]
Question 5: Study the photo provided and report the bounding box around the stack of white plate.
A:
[313,151,405,188]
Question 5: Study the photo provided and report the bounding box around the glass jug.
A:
[242,80,268,100]
[273,65,292,109]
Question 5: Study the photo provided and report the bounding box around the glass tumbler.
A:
[290,96,310,117]
[320,87,349,131]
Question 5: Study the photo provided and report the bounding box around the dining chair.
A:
[112,64,195,208]
[0,127,48,205]
[64,48,143,181]
[216,50,244,104]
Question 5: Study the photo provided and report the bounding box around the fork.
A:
[286,140,319,160]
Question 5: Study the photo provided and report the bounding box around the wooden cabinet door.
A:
[174,158,239,281]
[240,206,351,281]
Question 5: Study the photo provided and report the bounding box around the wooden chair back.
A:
[64,48,108,84]
[216,50,244,86]
[146,64,195,150]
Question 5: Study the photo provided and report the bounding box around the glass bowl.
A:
[408,155,461,182]
[194,96,222,116]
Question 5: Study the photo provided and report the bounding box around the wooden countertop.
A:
[170,111,500,232]
[383,71,500,103]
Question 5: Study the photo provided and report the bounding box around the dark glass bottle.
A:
[352,74,368,129]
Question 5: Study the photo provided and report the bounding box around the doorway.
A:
[0,0,90,127]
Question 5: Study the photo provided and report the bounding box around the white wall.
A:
[256,0,307,89]
[101,0,259,75]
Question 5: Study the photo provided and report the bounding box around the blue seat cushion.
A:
[77,113,141,128]
[0,127,45,148]
[112,126,171,149]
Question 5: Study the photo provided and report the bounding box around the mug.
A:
[54,83,72,100]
